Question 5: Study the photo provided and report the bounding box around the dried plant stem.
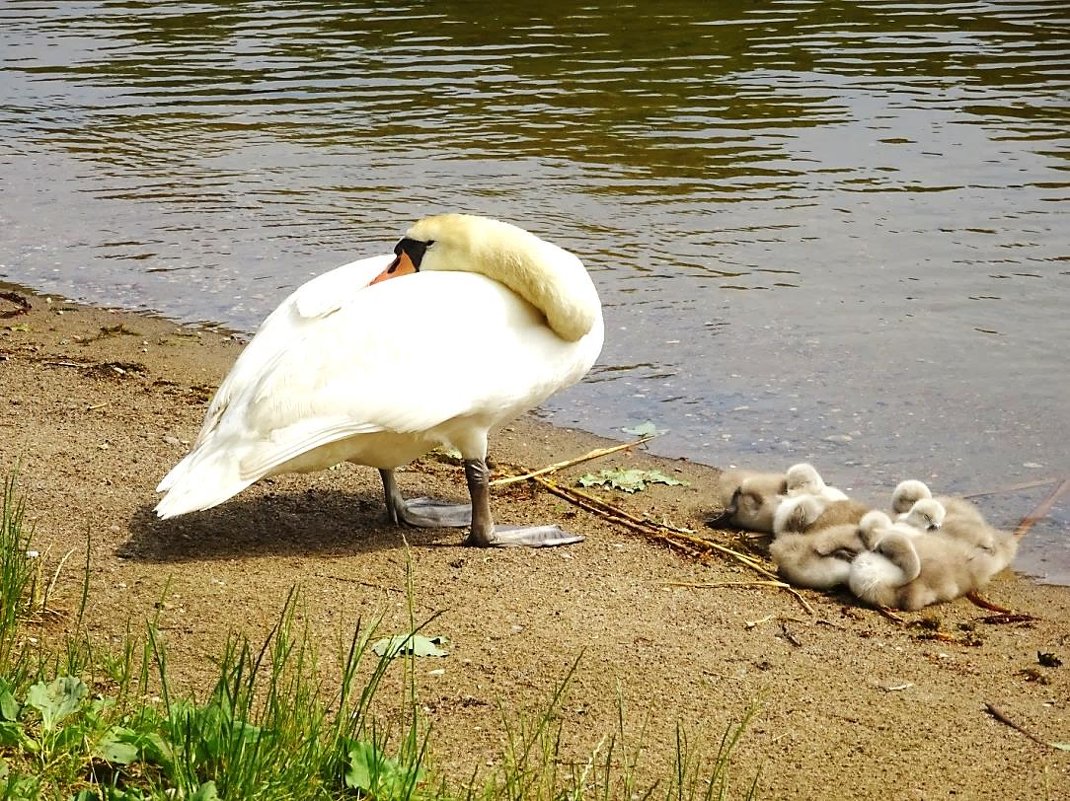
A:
[490,435,657,487]
[43,547,77,611]
[1013,477,1070,539]
[530,474,815,615]
[963,477,1061,499]
[665,580,788,590]
[984,703,1055,749]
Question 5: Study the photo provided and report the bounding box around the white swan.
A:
[156,214,605,547]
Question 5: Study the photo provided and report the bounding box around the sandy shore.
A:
[1,284,1068,799]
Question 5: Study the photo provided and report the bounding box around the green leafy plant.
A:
[0,475,759,799]
[0,473,36,668]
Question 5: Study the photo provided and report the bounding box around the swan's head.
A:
[898,498,945,532]
[373,214,600,342]
[891,479,931,515]
[785,462,825,495]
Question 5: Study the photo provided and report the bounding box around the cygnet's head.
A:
[859,510,894,548]
[786,462,825,495]
[773,493,827,536]
[891,479,932,515]
[898,498,945,532]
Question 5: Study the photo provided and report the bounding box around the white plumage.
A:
[156,214,604,547]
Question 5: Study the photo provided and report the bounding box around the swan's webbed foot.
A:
[462,458,584,549]
[466,525,584,549]
[396,497,473,528]
[380,469,472,528]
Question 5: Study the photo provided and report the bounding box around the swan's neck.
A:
[418,215,600,342]
[478,240,599,342]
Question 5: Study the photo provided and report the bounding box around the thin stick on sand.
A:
[490,434,658,487]
[984,703,1058,749]
[1013,477,1070,539]
[963,477,1061,499]
[525,473,816,615]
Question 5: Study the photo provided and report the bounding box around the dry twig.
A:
[491,434,657,486]
[963,477,1061,499]
[523,472,815,614]
[984,703,1056,749]
[1013,477,1070,539]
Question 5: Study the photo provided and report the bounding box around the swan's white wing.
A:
[193,254,392,445]
[228,271,600,479]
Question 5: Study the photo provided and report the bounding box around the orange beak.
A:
[371,250,419,285]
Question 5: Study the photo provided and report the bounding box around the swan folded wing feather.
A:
[216,273,589,480]
[236,417,385,479]
[193,255,390,445]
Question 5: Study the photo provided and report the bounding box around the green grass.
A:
[0,474,760,800]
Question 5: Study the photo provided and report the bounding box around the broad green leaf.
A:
[372,634,448,658]
[0,689,19,722]
[133,731,175,768]
[344,740,380,791]
[190,781,221,801]
[577,468,687,493]
[344,740,423,794]
[25,676,87,731]
[0,721,26,749]
[621,421,665,437]
[96,726,140,764]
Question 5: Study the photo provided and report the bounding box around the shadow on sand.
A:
[122,487,464,563]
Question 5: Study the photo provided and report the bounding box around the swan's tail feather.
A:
[154,448,253,519]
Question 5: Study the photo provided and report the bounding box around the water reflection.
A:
[0,0,1067,580]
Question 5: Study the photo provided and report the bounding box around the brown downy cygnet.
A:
[891,479,985,526]
[895,498,946,533]
[773,493,873,537]
[893,480,1014,558]
[710,470,788,533]
[772,493,827,536]
[785,462,849,501]
[940,516,1019,567]
[849,511,1006,611]
[808,498,871,532]
[770,523,867,589]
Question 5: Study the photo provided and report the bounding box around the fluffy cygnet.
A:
[785,462,849,502]
[849,511,1015,611]
[891,479,985,525]
[770,523,867,589]
[711,470,788,534]
[772,494,827,537]
[893,479,1017,560]
[895,498,946,533]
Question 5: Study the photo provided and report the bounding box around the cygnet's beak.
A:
[928,522,941,532]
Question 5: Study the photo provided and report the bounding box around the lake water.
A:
[1,1,1067,582]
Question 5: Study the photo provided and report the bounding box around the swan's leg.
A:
[462,459,584,548]
[378,469,472,528]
